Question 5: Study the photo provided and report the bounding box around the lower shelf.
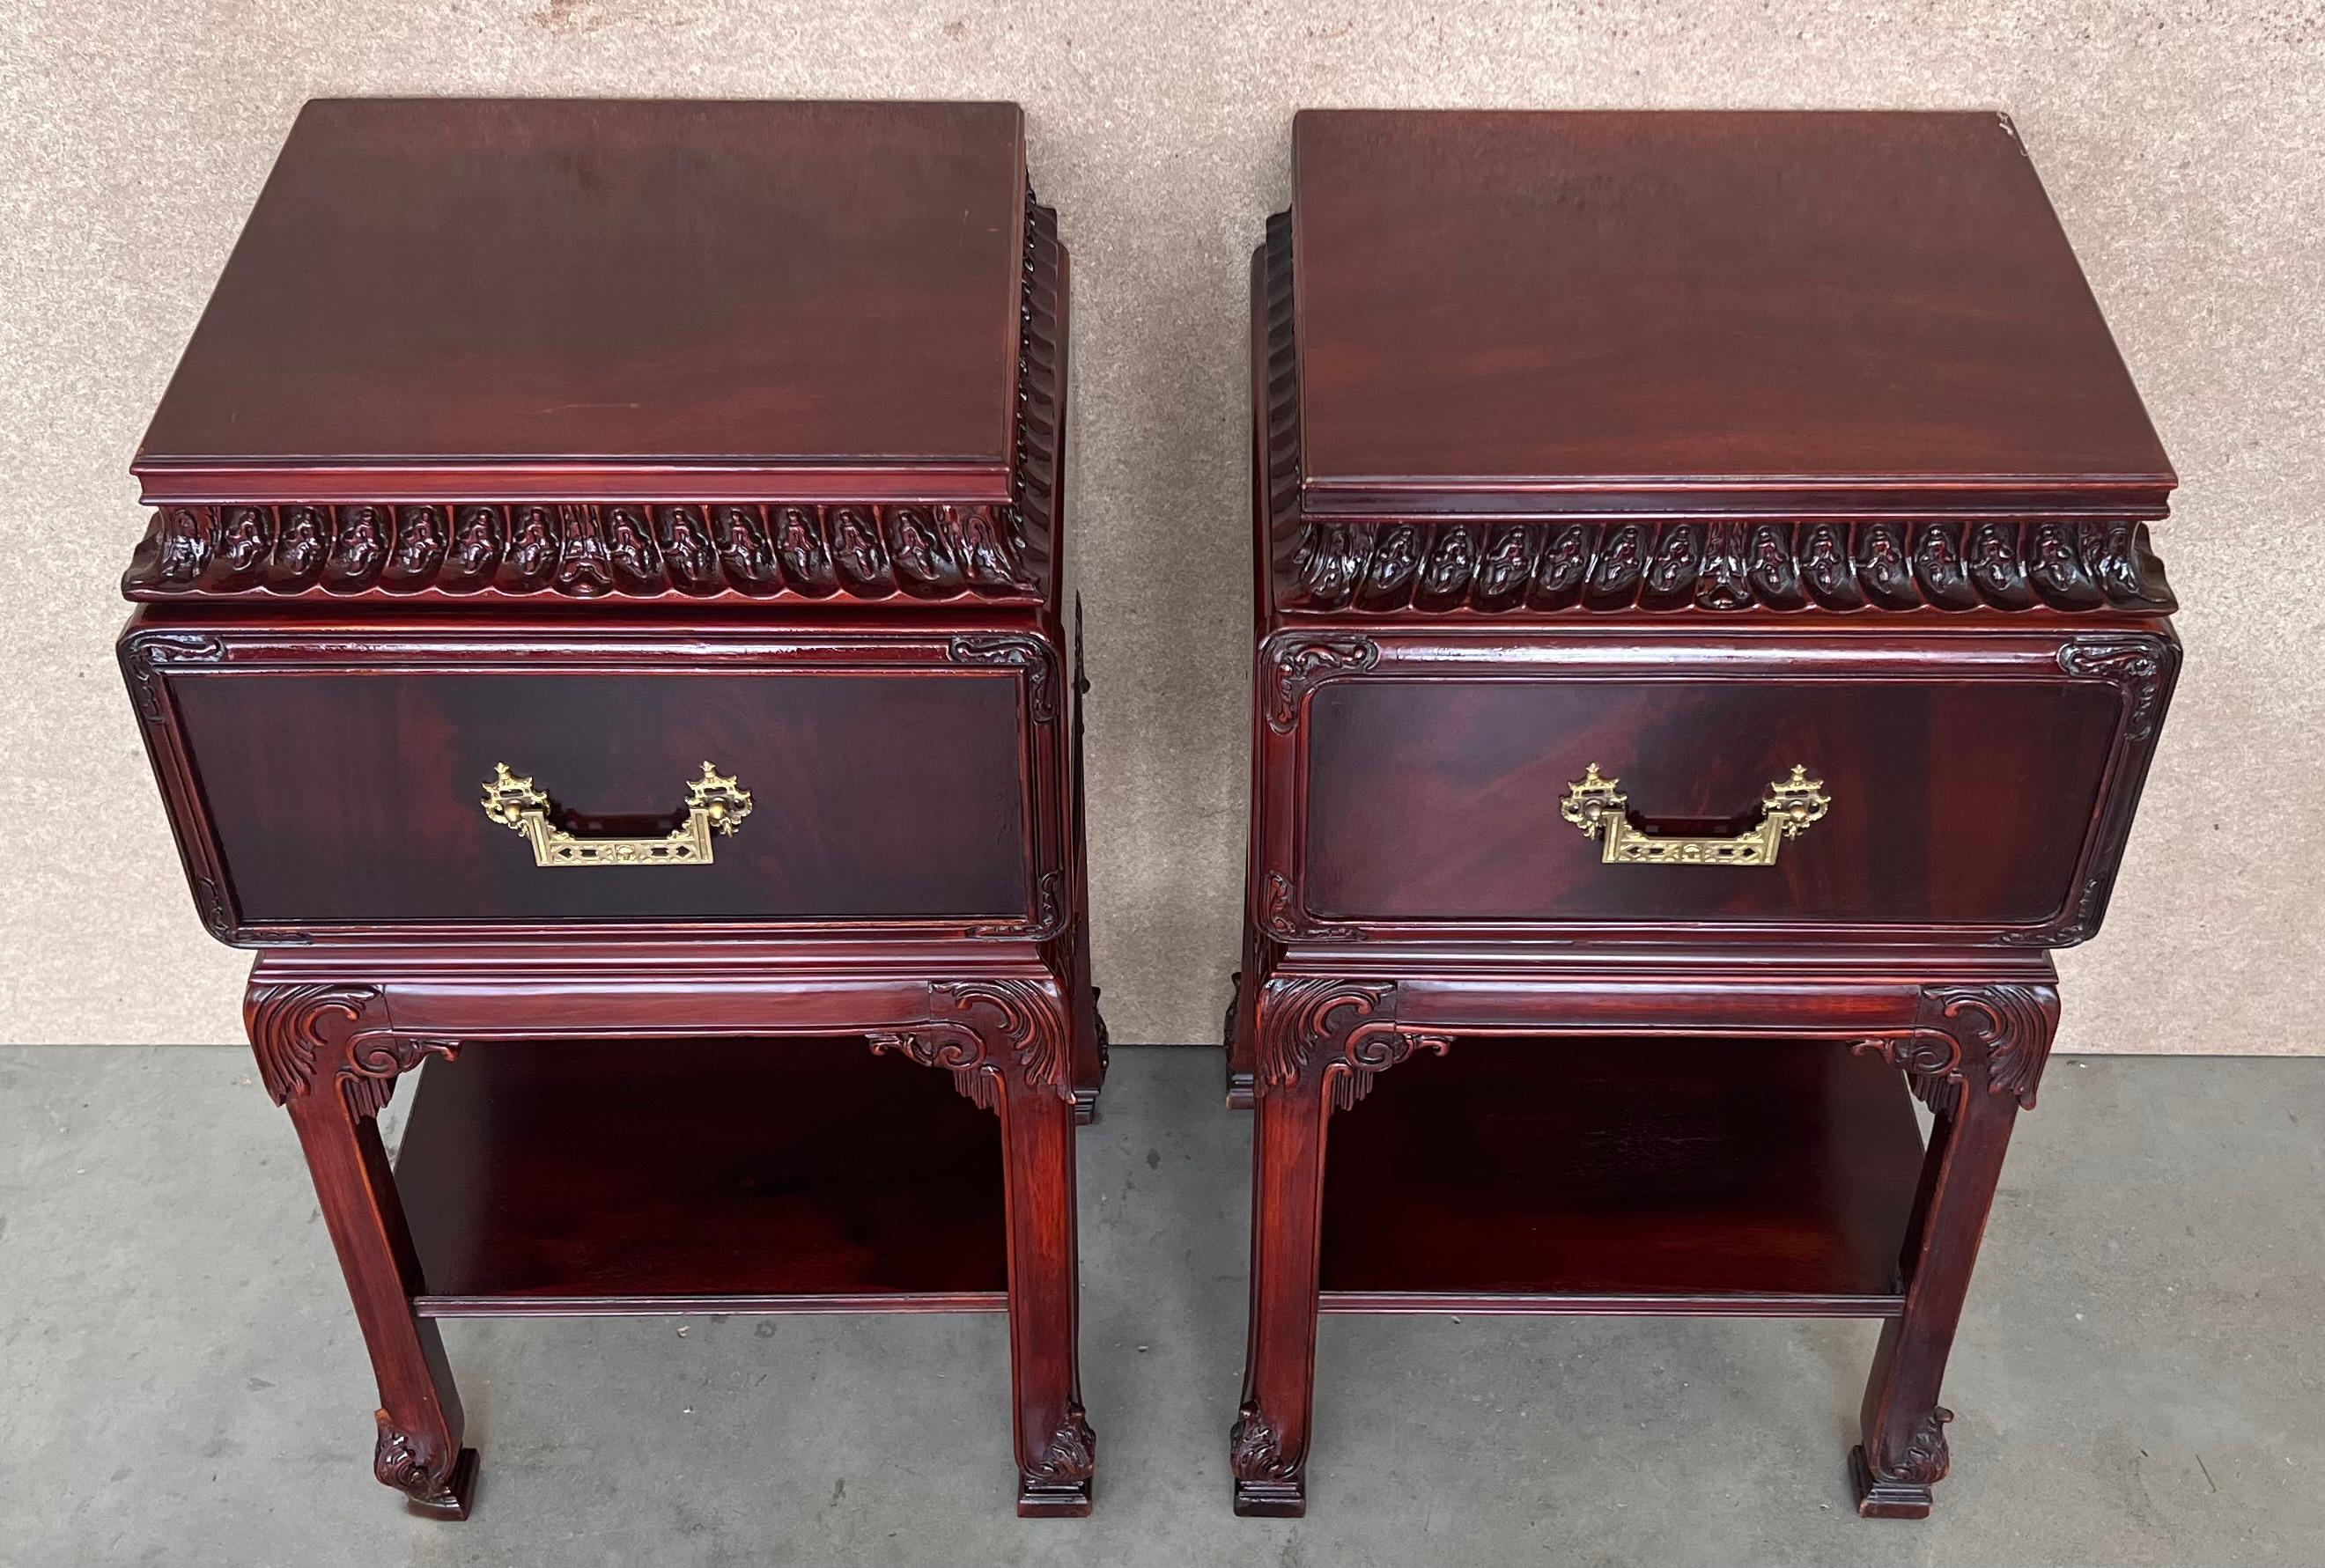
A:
[1318,1036,1924,1316]
[394,1037,1009,1315]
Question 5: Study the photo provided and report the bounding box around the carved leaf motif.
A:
[1927,983,2057,1110]
[246,984,380,1104]
[1264,635,1378,732]
[867,1027,998,1111]
[2059,636,2169,741]
[122,630,225,721]
[1260,871,1362,942]
[948,635,1059,723]
[373,1411,460,1504]
[1027,1403,1097,1484]
[1230,1400,1295,1482]
[1874,1407,1953,1485]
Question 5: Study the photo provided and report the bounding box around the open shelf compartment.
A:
[1318,1035,1925,1316]
[394,1036,1009,1316]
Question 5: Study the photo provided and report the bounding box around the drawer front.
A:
[152,660,1032,931]
[1287,632,2173,941]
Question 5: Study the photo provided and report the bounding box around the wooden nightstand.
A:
[1227,110,2179,1519]
[118,99,1102,1519]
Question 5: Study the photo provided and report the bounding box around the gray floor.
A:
[0,1046,2317,1567]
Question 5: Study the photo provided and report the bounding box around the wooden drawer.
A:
[1275,629,2176,946]
[124,623,1059,939]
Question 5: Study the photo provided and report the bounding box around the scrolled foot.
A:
[375,1415,478,1520]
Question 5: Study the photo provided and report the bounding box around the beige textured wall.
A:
[3,2,2318,1050]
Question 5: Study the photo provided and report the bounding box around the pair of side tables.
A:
[119,100,2181,1522]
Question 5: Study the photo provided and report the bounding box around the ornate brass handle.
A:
[1560,763,1831,867]
[480,762,752,867]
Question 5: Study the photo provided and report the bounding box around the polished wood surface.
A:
[1233,110,2174,1522]
[395,1038,1009,1312]
[1318,1036,1923,1312]
[1289,110,2173,512]
[137,99,1028,498]
[1304,671,2115,926]
[119,100,1097,1520]
[175,668,1028,924]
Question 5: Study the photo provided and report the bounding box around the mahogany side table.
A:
[118,99,1102,1518]
[1227,109,2180,1519]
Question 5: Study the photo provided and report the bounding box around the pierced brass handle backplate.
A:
[1560,763,1831,867]
[480,762,752,867]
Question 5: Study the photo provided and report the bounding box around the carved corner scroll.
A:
[1263,635,1378,732]
[2058,634,2171,742]
[868,978,1075,1112]
[1853,982,2059,1115]
[246,983,458,1119]
[1261,872,1362,942]
[121,629,225,721]
[1252,978,1450,1112]
[948,634,1059,724]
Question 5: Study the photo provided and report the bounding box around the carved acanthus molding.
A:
[124,499,1041,606]
[948,634,1059,723]
[1264,635,1379,732]
[121,195,1065,609]
[1283,515,2175,616]
[1252,978,1450,1111]
[1855,983,2056,1115]
[1259,219,2174,620]
[868,978,1075,1110]
[246,983,457,1117]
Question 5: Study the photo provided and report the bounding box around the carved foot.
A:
[1230,1400,1303,1516]
[375,1415,478,1520]
[1849,1445,1933,1519]
[393,1445,478,1520]
[1017,1403,1096,1517]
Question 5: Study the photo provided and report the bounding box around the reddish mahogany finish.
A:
[117,100,1098,1520]
[1229,110,2178,1520]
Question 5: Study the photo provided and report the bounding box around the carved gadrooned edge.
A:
[1851,982,2057,1115]
[123,498,1043,606]
[247,983,458,1119]
[122,195,1062,607]
[867,978,1076,1112]
[948,634,1059,724]
[1263,634,1378,732]
[1024,1402,1097,1489]
[1282,516,2175,616]
[1261,872,1362,942]
[1258,212,2173,619]
[1252,978,1450,1112]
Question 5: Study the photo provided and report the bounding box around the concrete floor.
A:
[0,1046,2317,1567]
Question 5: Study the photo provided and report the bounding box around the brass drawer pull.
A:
[1561,763,1831,867]
[480,762,752,867]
